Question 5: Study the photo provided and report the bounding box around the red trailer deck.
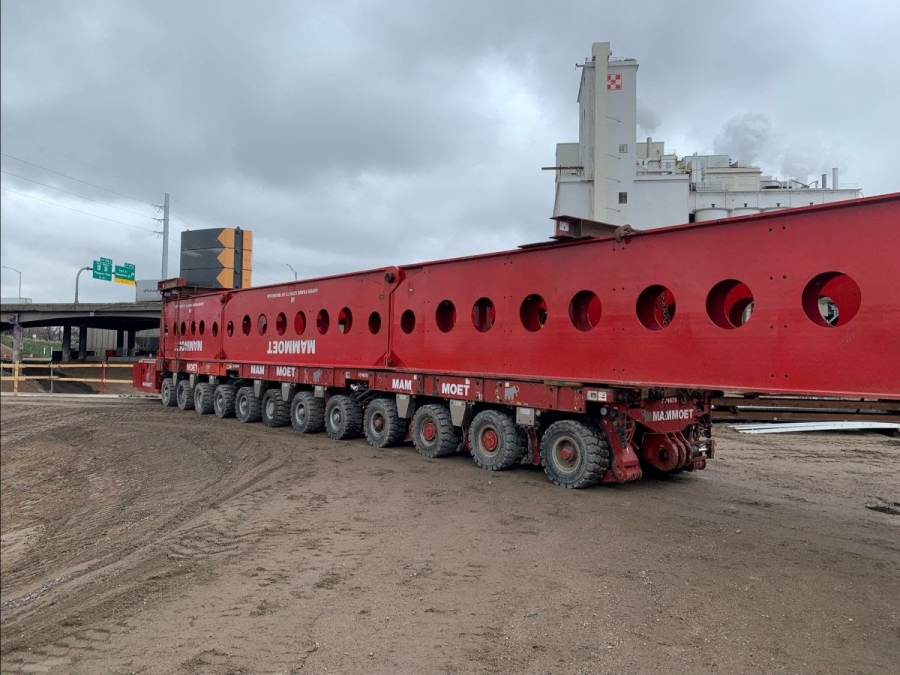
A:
[134,194,900,487]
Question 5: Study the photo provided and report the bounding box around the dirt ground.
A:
[1,397,898,674]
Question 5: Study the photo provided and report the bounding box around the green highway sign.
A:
[92,259,113,281]
[91,257,135,285]
[114,262,136,286]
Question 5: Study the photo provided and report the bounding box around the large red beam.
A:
[161,194,900,400]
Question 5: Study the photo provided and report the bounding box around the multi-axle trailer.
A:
[134,194,900,488]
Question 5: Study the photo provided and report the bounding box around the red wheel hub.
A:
[422,420,437,441]
[373,415,384,432]
[560,445,576,462]
[482,428,499,452]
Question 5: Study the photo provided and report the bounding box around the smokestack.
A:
[822,173,827,189]
[832,167,839,190]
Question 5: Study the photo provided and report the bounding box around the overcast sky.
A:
[2,0,898,302]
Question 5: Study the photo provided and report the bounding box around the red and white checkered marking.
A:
[607,73,622,91]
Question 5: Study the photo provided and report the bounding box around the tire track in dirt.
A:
[2,399,899,673]
[1,399,315,666]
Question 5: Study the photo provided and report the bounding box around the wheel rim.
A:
[372,413,385,435]
[215,393,222,410]
[239,397,248,416]
[266,399,275,417]
[422,419,437,442]
[331,408,343,427]
[296,404,306,425]
[178,388,185,405]
[551,435,580,474]
[480,427,499,455]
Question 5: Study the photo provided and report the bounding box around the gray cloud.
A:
[2,0,898,301]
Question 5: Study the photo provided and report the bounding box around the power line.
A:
[0,153,156,207]
[0,130,133,183]
[0,187,159,234]
[170,211,198,230]
[169,195,207,220]
[1,170,158,221]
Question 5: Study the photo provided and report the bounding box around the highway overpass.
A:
[1,301,161,361]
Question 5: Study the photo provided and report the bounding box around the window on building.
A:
[618,192,628,204]
[619,143,628,154]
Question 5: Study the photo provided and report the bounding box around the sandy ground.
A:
[0,396,898,674]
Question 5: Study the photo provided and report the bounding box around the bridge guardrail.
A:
[0,362,134,395]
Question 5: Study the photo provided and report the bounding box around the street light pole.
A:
[1,265,22,300]
[287,263,298,281]
[74,266,91,304]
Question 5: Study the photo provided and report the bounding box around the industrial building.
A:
[551,42,862,228]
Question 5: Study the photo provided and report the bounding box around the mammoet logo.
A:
[392,378,413,391]
[275,366,297,377]
[177,340,202,351]
[504,385,520,401]
[250,365,265,375]
[440,382,470,397]
[651,409,695,422]
[266,340,316,355]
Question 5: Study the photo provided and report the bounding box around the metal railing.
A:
[0,362,134,395]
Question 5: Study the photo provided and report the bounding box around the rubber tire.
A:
[235,386,262,423]
[161,377,177,407]
[324,395,363,440]
[214,384,237,418]
[176,379,195,411]
[412,404,460,458]
[194,383,215,415]
[291,391,325,433]
[364,398,408,448]
[540,419,610,489]
[262,389,290,427]
[468,409,527,471]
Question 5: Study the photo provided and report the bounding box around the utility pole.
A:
[162,192,170,279]
[287,263,298,281]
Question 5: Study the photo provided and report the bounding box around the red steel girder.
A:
[157,194,900,400]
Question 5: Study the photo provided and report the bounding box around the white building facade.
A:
[552,42,861,229]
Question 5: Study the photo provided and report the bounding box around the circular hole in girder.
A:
[294,311,307,335]
[368,311,382,334]
[338,307,353,334]
[802,271,861,327]
[190,321,197,335]
[317,309,330,335]
[227,321,234,337]
[706,279,755,329]
[436,300,456,333]
[569,290,602,331]
[211,322,219,337]
[520,294,548,332]
[199,320,205,335]
[636,285,677,330]
[257,314,268,335]
[180,321,187,335]
[241,315,250,336]
[400,310,416,334]
[471,297,495,333]
[275,312,287,335]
